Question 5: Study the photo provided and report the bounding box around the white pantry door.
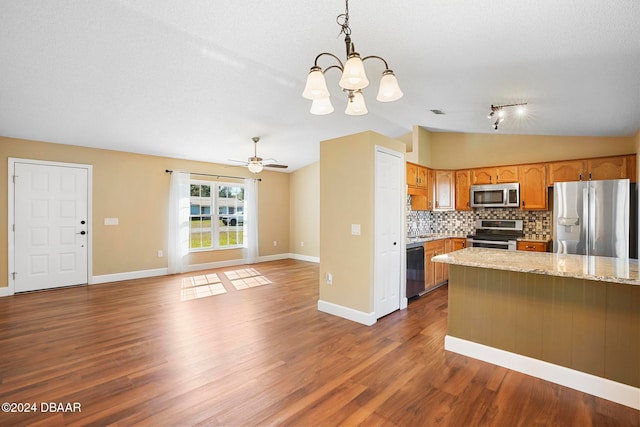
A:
[13,162,89,292]
[374,147,403,318]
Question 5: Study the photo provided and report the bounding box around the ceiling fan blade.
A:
[263,164,288,169]
[228,159,249,165]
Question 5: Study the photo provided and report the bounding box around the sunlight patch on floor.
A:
[223,268,272,290]
[180,273,226,301]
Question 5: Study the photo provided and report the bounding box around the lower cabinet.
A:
[450,237,467,251]
[420,238,468,295]
[516,240,550,252]
[424,240,445,292]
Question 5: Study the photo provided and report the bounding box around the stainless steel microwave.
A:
[470,183,520,208]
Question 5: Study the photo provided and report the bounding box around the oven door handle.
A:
[469,239,509,245]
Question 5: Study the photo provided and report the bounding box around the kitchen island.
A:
[432,248,639,409]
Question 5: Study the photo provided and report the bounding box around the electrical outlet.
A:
[300,241,304,247]
[157,250,163,257]
[326,272,332,285]
[273,240,277,246]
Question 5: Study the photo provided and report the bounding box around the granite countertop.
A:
[406,233,468,247]
[432,247,640,286]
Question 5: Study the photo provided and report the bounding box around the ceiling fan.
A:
[229,137,288,174]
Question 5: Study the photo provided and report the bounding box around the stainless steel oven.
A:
[466,238,517,251]
[466,219,523,250]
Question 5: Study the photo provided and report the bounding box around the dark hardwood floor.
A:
[0,259,637,426]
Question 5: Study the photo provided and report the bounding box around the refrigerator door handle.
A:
[583,185,591,256]
[587,183,597,256]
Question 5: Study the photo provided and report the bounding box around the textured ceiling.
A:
[1,0,639,171]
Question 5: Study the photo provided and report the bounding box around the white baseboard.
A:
[317,299,376,326]
[1,253,319,296]
[445,335,640,410]
[257,253,292,263]
[290,253,320,263]
[92,268,168,285]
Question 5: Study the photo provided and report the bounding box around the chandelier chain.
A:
[336,0,351,37]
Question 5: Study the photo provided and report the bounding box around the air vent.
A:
[430,109,445,115]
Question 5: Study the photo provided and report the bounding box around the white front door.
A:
[374,147,403,318]
[13,161,89,292]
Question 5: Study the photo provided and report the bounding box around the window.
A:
[190,181,244,250]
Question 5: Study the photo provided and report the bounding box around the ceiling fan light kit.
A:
[488,102,528,131]
[228,137,288,174]
[302,0,403,115]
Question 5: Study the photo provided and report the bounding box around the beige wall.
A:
[427,132,636,169]
[319,131,405,313]
[0,137,290,287]
[289,162,319,259]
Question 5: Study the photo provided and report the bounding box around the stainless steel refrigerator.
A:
[553,179,633,258]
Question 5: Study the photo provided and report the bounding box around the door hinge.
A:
[12,175,18,183]
[12,224,15,232]
[11,272,17,280]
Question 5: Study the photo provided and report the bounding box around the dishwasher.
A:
[406,245,425,299]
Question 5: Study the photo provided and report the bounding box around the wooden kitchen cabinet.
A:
[407,162,428,188]
[434,170,455,210]
[426,168,435,210]
[518,163,547,210]
[407,162,434,210]
[472,166,518,184]
[517,240,550,252]
[455,170,471,210]
[627,155,637,183]
[587,156,627,181]
[547,155,636,184]
[424,239,446,292]
[547,159,586,184]
[450,238,467,251]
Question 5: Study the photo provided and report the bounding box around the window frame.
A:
[189,179,245,252]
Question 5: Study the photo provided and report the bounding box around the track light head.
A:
[487,102,527,131]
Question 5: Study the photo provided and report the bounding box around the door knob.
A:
[81,220,86,224]
[393,242,397,245]
[77,231,86,235]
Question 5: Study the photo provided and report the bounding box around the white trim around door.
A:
[8,158,93,295]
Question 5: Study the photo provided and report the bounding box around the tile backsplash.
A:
[407,196,552,239]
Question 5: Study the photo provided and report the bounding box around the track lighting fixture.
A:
[488,102,527,131]
[302,0,403,115]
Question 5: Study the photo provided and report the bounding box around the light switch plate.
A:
[351,224,361,235]
[104,218,119,226]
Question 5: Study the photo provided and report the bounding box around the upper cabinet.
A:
[455,170,472,211]
[518,163,547,210]
[407,162,424,188]
[434,170,455,210]
[587,156,627,181]
[409,154,636,212]
[547,160,586,184]
[547,155,636,185]
[471,166,518,184]
[407,162,434,210]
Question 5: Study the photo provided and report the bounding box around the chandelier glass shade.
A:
[302,0,402,115]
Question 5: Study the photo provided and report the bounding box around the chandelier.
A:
[488,102,528,131]
[302,0,403,115]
